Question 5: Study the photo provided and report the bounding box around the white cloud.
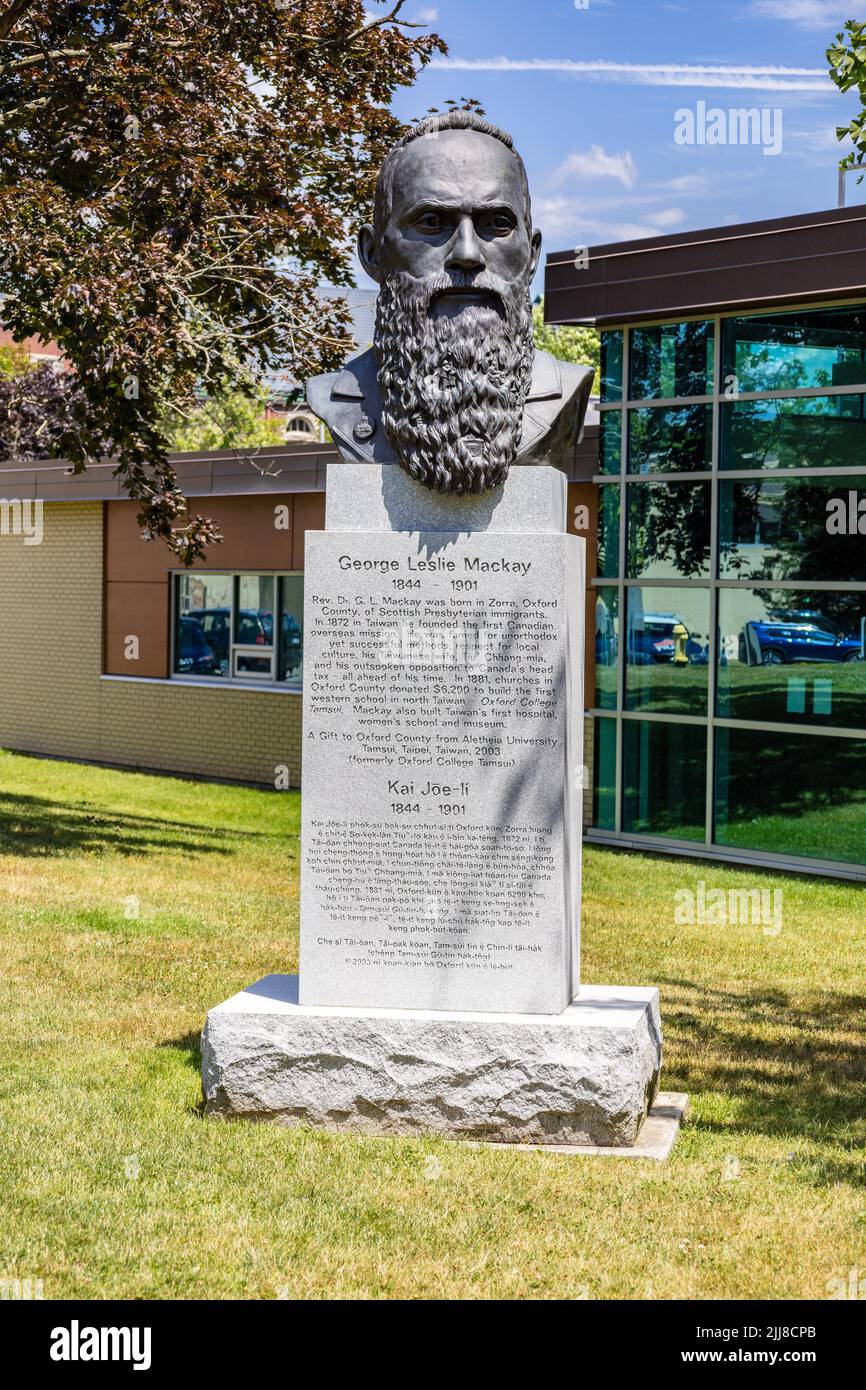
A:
[430,57,833,91]
[788,123,845,152]
[658,173,712,193]
[533,197,687,245]
[645,207,685,228]
[412,6,439,20]
[749,1,849,31]
[552,145,638,188]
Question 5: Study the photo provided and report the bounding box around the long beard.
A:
[374,270,535,494]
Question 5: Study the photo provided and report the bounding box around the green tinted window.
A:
[715,726,866,864]
[625,587,710,715]
[598,484,621,578]
[600,410,622,475]
[627,481,712,579]
[628,404,713,474]
[721,393,866,470]
[594,587,619,709]
[592,718,617,830]
[722,304,866,394]
[600,331,623,402]
[719,475,866,582]
[717,589,866,727]
[623,720,707,841]
[629,320,714,399]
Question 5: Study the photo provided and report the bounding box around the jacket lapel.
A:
[520,351,563,452]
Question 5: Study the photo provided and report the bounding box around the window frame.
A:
[171,569,304,692]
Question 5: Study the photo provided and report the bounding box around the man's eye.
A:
[417,213,446,231]
[485,214,514,234]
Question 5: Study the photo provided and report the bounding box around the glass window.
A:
[600,411,622,475]
[279,575,304,684]
[234,575,275,679]
[600,331,623,403]
[628,404,713,474]
[625,587,710,715]
[174,572,232,677]
[721,393,866,471]
[592,717,617,830]
[717,589,866,727]
[172,571,302,684]
[598,484,621,579]
[722,304,866,395]
[594,587,619,709]
[622,719,707,841]
[235,575,275,645]
[715,726,866,865]
[627,480,712,579]
[719,475,866,582]
[629,320,714,400]
[591,302,866,876]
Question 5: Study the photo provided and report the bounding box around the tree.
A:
[532,297,600,373]
[0,360,109,459]
[162,386,287,452]
[0,1,444,560]
[829,20,866,179]
[0,341,32,377]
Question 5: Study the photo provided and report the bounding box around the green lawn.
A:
[1,748,865,1300]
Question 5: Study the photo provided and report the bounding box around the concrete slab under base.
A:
[202,975,664,1148]
[478,1092,689,1161]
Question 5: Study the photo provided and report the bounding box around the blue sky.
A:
[357,0,861,295]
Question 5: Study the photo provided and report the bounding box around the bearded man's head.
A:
[358,113,542,494]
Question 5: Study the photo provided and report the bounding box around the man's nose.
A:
[446,215,486,273]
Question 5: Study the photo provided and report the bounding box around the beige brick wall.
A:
[0,501,303,786]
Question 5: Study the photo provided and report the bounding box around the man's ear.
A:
[529,227,543,281]
[358,224,382,285]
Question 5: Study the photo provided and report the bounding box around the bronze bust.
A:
[307,111,594,495]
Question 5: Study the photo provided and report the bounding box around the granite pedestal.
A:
[202,975,662,1147]
[202,464,667,1150]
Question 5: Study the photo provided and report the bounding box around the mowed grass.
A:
[1,748,865,1300]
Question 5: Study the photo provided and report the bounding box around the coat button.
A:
[354,416,376,442]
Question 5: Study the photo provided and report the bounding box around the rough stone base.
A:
[491,1093,688,1161]
[201,975,663,1147]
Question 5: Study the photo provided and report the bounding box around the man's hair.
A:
[373,111,532,239]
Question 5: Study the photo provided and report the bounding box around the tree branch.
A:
[8,42,130,68]
[315,1,427,47]
[7,38,187,68]
[0,0,34,42]
[0,93,50,127]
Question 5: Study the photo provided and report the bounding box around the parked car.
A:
[176,616,217,675]
[194,608,231,669]
[236,609,271,647]
[194,607,270,668]
[740,611,865,665]
[628,612,706,665]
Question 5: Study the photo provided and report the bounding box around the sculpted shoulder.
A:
[305,368,344,427]
[557,357,596,409]
[305,349,396,464]
[518,351,595,469]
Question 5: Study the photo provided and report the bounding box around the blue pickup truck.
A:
[740,611,865,665]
